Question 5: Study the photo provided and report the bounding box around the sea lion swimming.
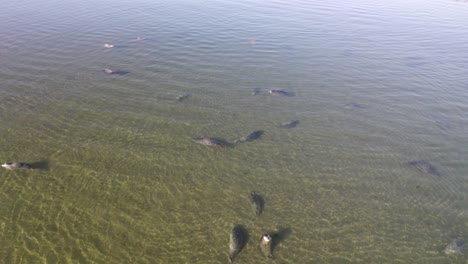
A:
[268,89,294,97]
[236,130,264,143]
[444,237,466,255]
[408,160,441,177]
[103,69,130,76]
[229,225,248,263]
[176,93,191,102]
[192,137,226,147]
[279,120,299,128]
[259,233,274,259]
[1,162,32,170]
[250,191,265,216]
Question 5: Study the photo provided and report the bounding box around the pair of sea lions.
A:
[192,123,299,148]
[228,226,274,262]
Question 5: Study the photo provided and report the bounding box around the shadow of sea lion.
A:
[271,227,292,253]
[30,160,50,170]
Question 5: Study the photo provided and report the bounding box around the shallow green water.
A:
[0,0,467,263]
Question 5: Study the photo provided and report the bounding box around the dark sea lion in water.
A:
[259,234,274,259]
[250,191,265,216]
[279,120,299,128]
[268,89,294,97]
[229,225,248,262]
[408,160,441,176]
[2,162,32,170]
[236,130,264,143]
[103,69,129,75]
[191,137,227,147]
[176,93,191,102]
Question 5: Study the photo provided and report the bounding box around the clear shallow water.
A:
[1,0,468,263]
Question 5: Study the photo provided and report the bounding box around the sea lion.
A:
[192,137,226,147]
[229,225,248,262]
[250,192,264,216]
[279,120,299,128]
[1,162,32,170]
[176,93,191,102]
[259,234,274,259]
[236,130,264,143]
[408,160,441,176]
[268,89,294,97]
[444,237,466,255]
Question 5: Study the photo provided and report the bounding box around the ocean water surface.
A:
[0,0,468,263]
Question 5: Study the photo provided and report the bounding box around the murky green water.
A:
[1,0,467,263]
